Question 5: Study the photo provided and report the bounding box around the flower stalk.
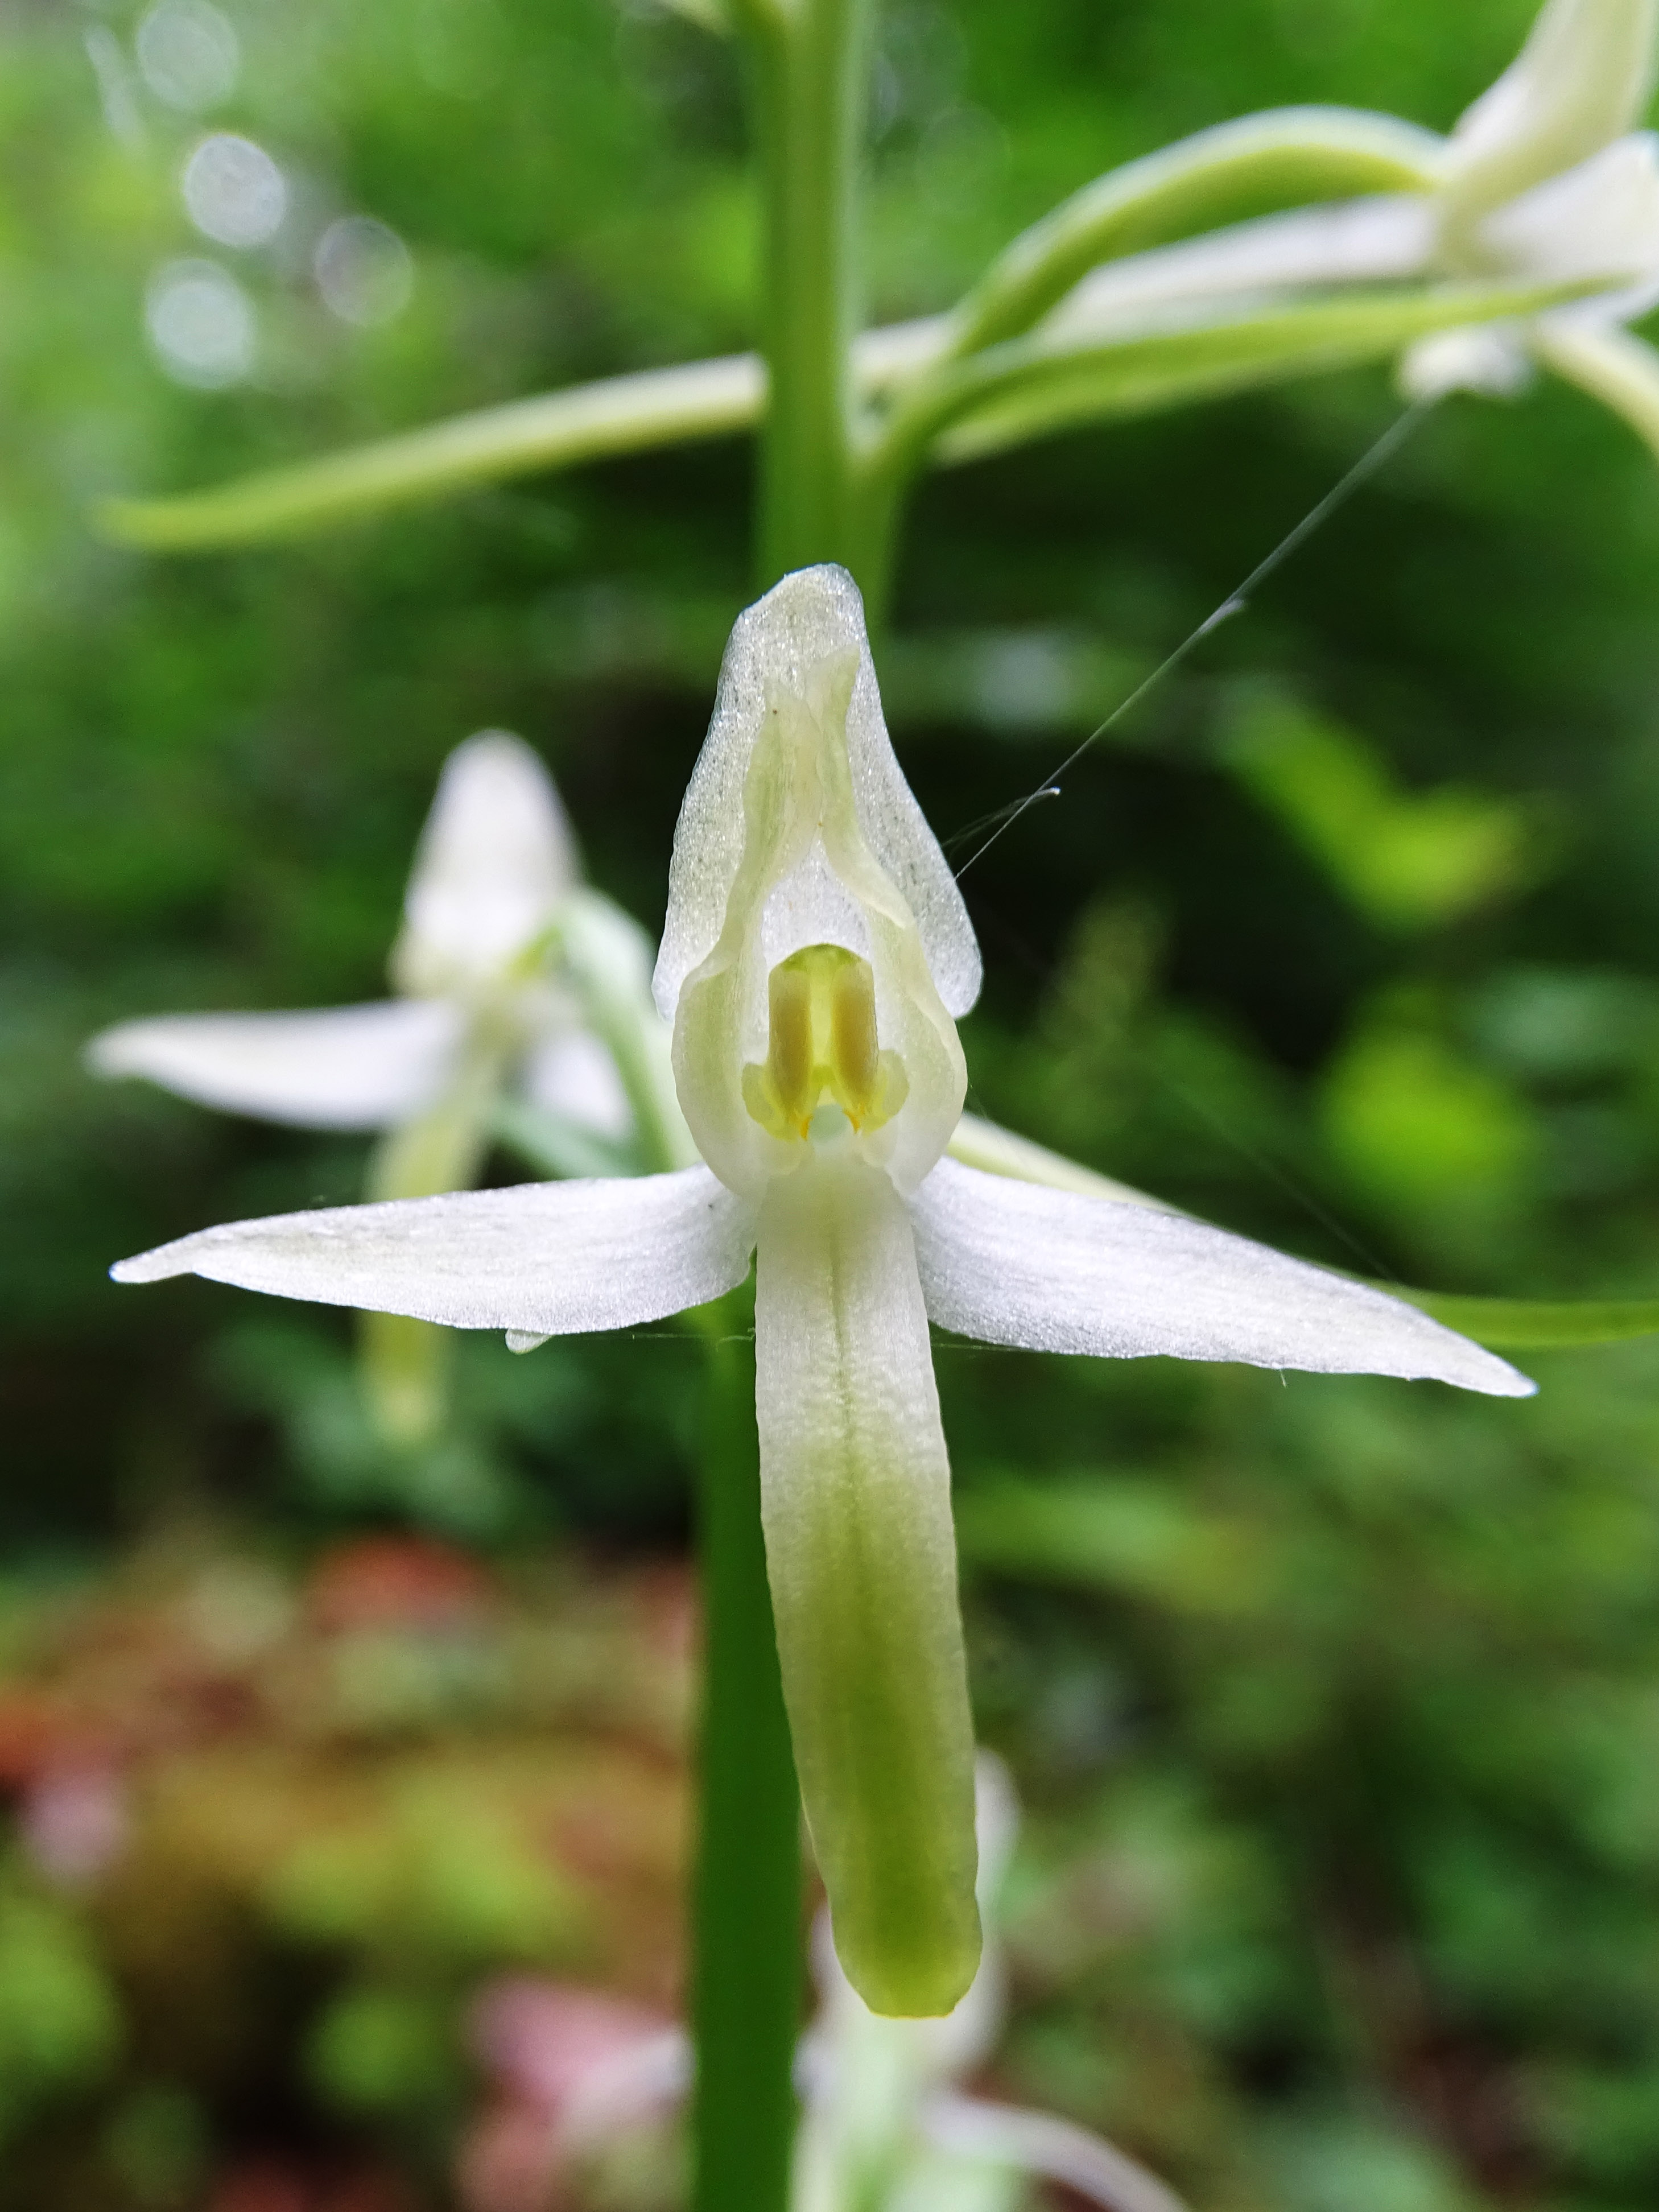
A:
[742,0,874,585]
[687,1297,802,2212]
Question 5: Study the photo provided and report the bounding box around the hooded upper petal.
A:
[87,998,461,1129]
[393,731,580,997]
[653,567,980,1026]
[112,1166,755,1336]
[909,1158,1534,1397]
[654,566,980,1203]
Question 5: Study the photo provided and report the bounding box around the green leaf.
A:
[1225,692,1546,928]
[97,354,762,551]
[1384,1290,1659,1350]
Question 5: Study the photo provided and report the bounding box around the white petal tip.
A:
[109,1251,181,1285]
[1467,1355,1537,1400]
[85,1033,130,1077]
[504,1330,551,1353]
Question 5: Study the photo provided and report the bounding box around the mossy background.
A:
[6,0,1659,2205]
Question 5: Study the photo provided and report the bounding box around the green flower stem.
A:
[741,0,875,584]
[556,892,699,1173]
[852,273,1604,608]
[688,1290,802,2212]
[359,1043,505,1446]
[945,107,1445,358]
[1385,1290,1659,1350]
[97,356,765,551]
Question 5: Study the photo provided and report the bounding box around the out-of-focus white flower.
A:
[110,568,1530,2014]
[1039,0,1659,439]
[90,732,641,1155]
[92,733,680,1444]
[457,1762,1192,2212]
[1406,0,1659,396]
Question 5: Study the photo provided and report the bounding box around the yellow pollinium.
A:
[742,944,909,1142]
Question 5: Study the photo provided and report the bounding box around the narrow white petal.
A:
[1535,317,1659,455]
[522,1030,635,1140]
[1046,197,1434,340]
[653,566,981,1024]
[921,2093,1191,2212]
[1445,0,1658,221]
[112,1166,756,1335]
[86,999,460,1129]
[756,1148,980,2017]
[393,731,579,994]
[909,1158,1534,1397]
[1477,132,1659,290]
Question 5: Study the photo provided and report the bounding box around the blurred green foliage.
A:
[7,0,1659,2205]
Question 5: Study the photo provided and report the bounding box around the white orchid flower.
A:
[90,729,639,1164]
[110,566,1530,2016]
[1034,0,1659,446]
[90,732,688,1441]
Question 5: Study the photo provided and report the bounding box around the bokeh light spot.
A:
[145,258,255,386]
[181,132,286,249]
[314,216,415,327]
[136,0,239,112]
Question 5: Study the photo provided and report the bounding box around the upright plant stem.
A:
[688,11,877,2208]
[747,0,874,585]
[691,1297,802,2212]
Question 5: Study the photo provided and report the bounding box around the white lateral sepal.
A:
[87,998,462,1130]
[909,1158,1534,1397]
[113,1166,756,1338]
